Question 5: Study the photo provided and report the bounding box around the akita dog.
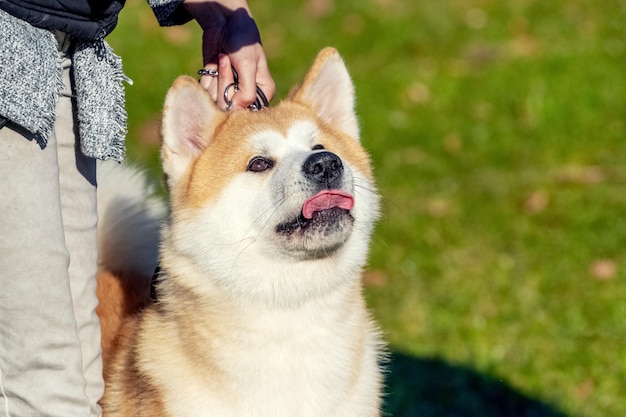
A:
[96,47,383,417]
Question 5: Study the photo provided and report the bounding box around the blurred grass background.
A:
[108,1,626,416]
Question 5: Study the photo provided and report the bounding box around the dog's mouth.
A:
[302,190,354,219]
[275,190,355,255]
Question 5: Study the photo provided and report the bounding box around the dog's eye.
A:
[312,144,325,151]
[247,156,273,173]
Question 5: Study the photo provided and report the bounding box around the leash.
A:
[198,66,269,112]
[150,265,160,301]
[223,67,269,111]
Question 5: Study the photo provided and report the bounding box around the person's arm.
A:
[147,0,274,110]
[184,0,274,110]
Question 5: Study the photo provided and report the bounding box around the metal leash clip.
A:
[224,67,269,112]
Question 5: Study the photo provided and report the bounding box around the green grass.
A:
[109,1,626,416]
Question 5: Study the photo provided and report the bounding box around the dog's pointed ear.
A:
[291,48,359,140]
[161,76,224,188]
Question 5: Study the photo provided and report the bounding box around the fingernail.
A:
[219,54,227,68]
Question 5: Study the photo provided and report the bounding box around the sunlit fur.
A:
[97,48,383,417]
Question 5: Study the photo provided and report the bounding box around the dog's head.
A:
[160,48,379,305]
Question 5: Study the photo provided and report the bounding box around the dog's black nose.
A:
[303,151,344,188]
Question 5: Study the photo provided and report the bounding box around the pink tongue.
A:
[302,190,355,219]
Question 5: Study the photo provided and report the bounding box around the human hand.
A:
[183,0,275,111]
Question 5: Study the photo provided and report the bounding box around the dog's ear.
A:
[161,76,224,188]
[291,47,359,140]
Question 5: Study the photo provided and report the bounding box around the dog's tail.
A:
[95,161,166,362]
[96,161,165,277]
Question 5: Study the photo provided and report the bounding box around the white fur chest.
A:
[143,290,381,417]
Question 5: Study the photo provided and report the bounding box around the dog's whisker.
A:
[249,197,288,234]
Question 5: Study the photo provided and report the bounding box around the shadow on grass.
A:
[384,351,568,417]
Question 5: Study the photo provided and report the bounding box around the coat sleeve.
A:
[146,0,192,26]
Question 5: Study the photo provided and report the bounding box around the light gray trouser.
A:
[0,32,103,417]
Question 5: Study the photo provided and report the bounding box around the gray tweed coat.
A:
[0,0,188,162]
